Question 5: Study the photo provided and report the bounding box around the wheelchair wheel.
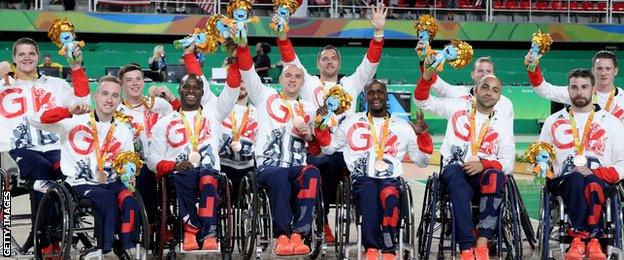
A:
[309,186,325,259]
[509,175,537,249]
[217,173,234,258]
[133,191,150,254]
[400,179,416,260]
[33,181,74,259]
[236,174,258,260]
[537,186,553,260]
[417,173,440,259]
[335,179,351,259]
[501,179,522,260]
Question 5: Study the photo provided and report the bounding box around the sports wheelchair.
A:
[537,179,624,259]
[32,179,150,259]
[417,165,535,259]
[333,175,417,259]
[235,169,326,259]
[154,171,234,259]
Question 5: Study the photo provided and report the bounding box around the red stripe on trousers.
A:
[584,182,605,225]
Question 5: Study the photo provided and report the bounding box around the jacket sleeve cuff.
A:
[314,126,332,147]
[156,160,176,179]
[307,138,321,156]
[236,46,254,71]
[226,63,242,88]
[41,107,72,123]
[365,38,384,63]
[416,132,434,154]
[183,52,204,75]
[71,68,90,97]
[480,159,503,171]
[276,38,296,62]
[592,167,620,184]
[528,65,544,87]
[414,74,437,101]
[169,99,181,111]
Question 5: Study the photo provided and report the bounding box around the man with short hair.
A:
[237,37,321,256]
[539,68,624,260]
[30,75,140,256]
[38,54,63,75]
[414,64,516,260]
[274,3,389,242]
[527,50,624,122]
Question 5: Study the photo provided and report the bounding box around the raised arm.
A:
[237,44,270,106]
[59,53,91,107]
[29,104,89,134]
[405,112,433,168]
[413,72,462,118]
[214,63,242,121]
[526,62,571,105]
[181,44,217,106]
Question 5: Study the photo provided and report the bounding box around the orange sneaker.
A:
[382,252,396,260]
[182,224,200,251]
[290,233,311,255]
[41,241,61,260]
[565,237,586,260]
[474,244,489,260]
[460,248,475,260]
[202,237,219,250]
[275,234,293,256]
[587,238,606,260]
[323,224,336,244]
[365,248,380,260]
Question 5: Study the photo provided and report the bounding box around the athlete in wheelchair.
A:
[311,79,433,259]
[28,75,148,259]
[414,67,518,259]
[146,67,239,258]
[537,68,624,260]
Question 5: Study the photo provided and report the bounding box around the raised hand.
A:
[184,42,196,55]
[69,103,92,115]
[410,110,429,134]
[370,3,388,33]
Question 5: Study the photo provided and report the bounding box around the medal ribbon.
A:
[90,112,117,181]
[367,113,390,160]
[229,105,251,142]
[123,96,155,110]
[469,104,494,156]
[279,92,304,121]
[604,87,616,112]
[569,108,595,156]
[180,108,203,152]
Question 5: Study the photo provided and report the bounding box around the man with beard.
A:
[146,70,240,251]
[539,69,624,260]
[274,3,388,243]
[414,63,515,260]
[526,50,624,122]
[236,36,321,256]
[311,79,433,259]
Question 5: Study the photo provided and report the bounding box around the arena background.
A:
[3,3,624,258]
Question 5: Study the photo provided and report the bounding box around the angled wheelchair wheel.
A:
[399,179,416,260]
[537,186,553,260]
[33,181,74,259]
[509,175,537,249]
[236,174,258,260]
[308,186,325,259]
[132,191,150,255]
[217,173,234,258]
[335,179,352,259]
[417,173,440,259]
[501,179,522,260]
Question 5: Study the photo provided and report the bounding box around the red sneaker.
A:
[182,224,200,251]
[275,235,293,256]
[460,248,475,260]
[290,233,311,255]
[201,237,218,250]
[474,244,489,260]
[382,252,396,260]
[365,248,380,260]
[586,238,606,260]
[565,237,586,260]
[323,224,336,244]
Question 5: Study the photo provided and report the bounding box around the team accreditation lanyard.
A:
[569,109,595,167]
[90,112,117,183]
[229,106,250,152]
[368,113,390,172]
[603,88,616,112]
[468,105,493,162]
[180,108,203,167]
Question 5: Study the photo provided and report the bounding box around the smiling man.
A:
[311,79,433,259]
[539,69,624,260]
[146,71,239,251]
[414,65,515,259]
